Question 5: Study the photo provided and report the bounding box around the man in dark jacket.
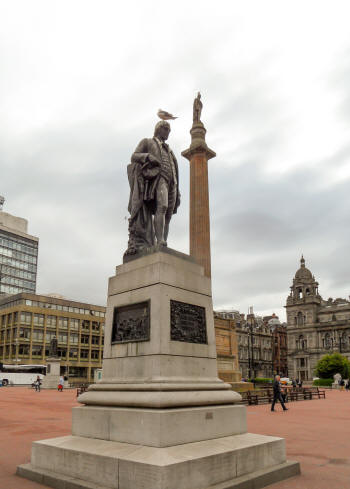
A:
[271,375,288,412]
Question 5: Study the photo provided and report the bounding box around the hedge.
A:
[249,377,273,384]
[313,378,333,386]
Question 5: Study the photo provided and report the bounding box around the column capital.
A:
[181,122,216,161]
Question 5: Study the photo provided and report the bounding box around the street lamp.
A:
[247,308,255,380]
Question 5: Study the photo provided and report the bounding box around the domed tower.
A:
[286,256,321,315]
[285,256,322,380]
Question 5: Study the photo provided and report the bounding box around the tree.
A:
[315,353,350,379]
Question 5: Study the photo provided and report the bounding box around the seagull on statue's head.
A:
[157,109,178,120]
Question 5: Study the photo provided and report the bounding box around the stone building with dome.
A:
[286,256,350,381]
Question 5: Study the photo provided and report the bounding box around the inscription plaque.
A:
[111,301,150,343]
[170,300,207,344]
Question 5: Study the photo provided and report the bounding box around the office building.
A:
[0,292,106,383]
[0,198,39,295]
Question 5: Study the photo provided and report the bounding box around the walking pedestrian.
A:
[58,376,64,392]
[271,375,288,412]
[34,376,41,392]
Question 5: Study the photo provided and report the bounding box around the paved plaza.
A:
[0,387,349,489]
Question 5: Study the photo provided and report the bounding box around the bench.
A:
[239,391,259,405]
[304,387,326,399]
[76,385,88,397]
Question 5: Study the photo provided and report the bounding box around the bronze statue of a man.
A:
[124,120,180,256]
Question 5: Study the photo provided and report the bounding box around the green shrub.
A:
[249,377,273,384]
[313,378,333,386]
[314,353,350,379]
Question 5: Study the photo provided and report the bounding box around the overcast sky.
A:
[1,1,350,320]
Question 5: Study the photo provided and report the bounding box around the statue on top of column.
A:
[193,92,203,124]
[124,120,181,258]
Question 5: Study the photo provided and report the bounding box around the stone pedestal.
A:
[41,357,61,389]
[18,251,299,489]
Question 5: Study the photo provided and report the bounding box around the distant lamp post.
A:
[247,307,255,380]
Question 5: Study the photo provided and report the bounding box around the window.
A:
[57,348,67,358]
[69,348,78,359]
[91,349,99,360]
[70,333,79,344]
[18,344,30,355]
[46,330,57,342]
[297,312,304,326]
[47,316,57,327]
[32,329,44,341]
[82,320,90,330]
[92,322,100,332]
[80,335,89,344]
[58,317,68,328]
[80,349,89,359]
[32,345,43,356]
[58,332,68,343]
[91,336,99,345]
[20,312,32,325]
[323,333,333,349]
[69,318,79,330]
[19,327,30,339]
[33,314,44,325]
[296,335,307,350]
[69,366,87,378]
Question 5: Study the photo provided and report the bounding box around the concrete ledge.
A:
[203,460,300,489]
[17,433,296,489]
[78,388,240,408]
[17,463,110,489]
[17,459,300,489]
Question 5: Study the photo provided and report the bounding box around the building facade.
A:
[0,293,106,383]
[0,201,39,295]
[268,315,288,377]
[286,256,350,380]
[215,309,274,379]
[214,314,241,383]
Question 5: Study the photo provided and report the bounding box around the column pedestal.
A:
[41,357,61,389]
[18,250,299,489]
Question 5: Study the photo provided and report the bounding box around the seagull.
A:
[157,109,178,120]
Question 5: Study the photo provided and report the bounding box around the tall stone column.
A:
[182,115,216,277]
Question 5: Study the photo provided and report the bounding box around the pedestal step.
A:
[72,404,247,447]
[17,433,299,489]
[17,460,300,489]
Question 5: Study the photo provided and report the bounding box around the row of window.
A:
[0,255,37,272]
[295,332,350,350]
[238,347,272,360]
[0,246,37,264]
[1,328,102,344]
[0,345,101,359]
[0,275,36,289]
[0,284,34,294]
[0,265,36,282]
[0,234,38,256]
[0,299,105,317]
[1,313,103,330]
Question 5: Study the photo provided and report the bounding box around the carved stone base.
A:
[17,434,300,489]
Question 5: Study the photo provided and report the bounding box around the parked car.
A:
[280,377,292,385]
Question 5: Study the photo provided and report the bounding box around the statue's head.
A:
[154,120,171,141]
